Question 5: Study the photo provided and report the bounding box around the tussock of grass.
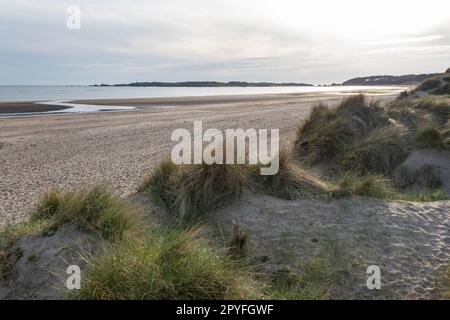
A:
[142,151,334,218]
[174,163,247,220]
[414,96,450,125]
[414,122,450,149]
[250,150,331,200]
[336,95,387,131]
[141,159,247,220]
[415,78,442,92]
[138,158,177,207]
[268,258,335,300]
[293,95,388,164]
[332,172,393,198]
[432,83,450,95]
[32,186,142,241]
[387,96,450,127]
[337,126,408,175]
[74,227,261,300]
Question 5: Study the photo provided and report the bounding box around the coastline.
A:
[0,85,411,115]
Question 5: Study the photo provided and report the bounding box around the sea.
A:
[0,85,405,102]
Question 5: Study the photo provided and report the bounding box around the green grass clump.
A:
[388,190,450,202]
[32,186,142,241]
[332,172,393,198]
[138,159,177,207]
[414,122,450,149]
[142,152,333,219]
[432,83,450,95]
[173,163,247,220]
[387,96,450,127]
[74,227,260,300]
[293,95,388,164]
[337,126,408,175]
[140,157,247,220]
[414,96,450,125]
[268,258,335,300]
[415,78,442,92]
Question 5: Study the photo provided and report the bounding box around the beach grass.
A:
[415,78,442,92]
[293,95,388,164]
[74,226,261,300]
[336,126,408,175]
[138,158,178,208]
[173,163,247,220]
[249,149,331,200]
[332,172,393,199]
[32,186,143,241]
[414,121,450,150]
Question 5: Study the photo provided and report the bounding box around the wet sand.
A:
[0,91,400,225]
[0,102,69,114]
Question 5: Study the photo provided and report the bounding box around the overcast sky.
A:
[1,0,449,85]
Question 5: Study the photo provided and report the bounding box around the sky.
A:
[0,0,449,85]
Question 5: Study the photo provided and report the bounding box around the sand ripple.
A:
[212,194,450,299]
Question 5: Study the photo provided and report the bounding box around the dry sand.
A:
[212,193,450,299]
[0,92,398,226]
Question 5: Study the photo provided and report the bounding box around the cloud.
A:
[0,0,449,84]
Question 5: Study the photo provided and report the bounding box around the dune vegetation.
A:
[1,185,341,300]
[140,90,449,222]
[0,186,266,299]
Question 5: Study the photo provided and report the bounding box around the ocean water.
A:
[0,85,405,102]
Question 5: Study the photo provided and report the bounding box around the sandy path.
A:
[212,194,450,299]
[0,92,397,226]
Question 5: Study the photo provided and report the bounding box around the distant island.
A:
[93,69,450,87]
[92,81,314,87]
[342,73,443,86]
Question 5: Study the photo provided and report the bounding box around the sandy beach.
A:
[0,91,401,226]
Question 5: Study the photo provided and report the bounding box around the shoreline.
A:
[0,86,411,116]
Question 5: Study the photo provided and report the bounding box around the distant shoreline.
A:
[92,81,315,87]
[0,86,411,116]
